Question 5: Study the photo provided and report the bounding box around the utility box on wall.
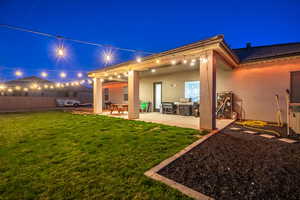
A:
[290,107,300,134]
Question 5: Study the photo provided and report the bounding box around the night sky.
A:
[0,0,300,81]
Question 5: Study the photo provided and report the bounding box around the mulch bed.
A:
[158,127,300,200]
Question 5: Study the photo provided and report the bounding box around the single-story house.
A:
[88,35,300,130]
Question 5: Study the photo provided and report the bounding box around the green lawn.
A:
[0,111,203,200]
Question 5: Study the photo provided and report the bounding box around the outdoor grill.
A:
[161,102,176,114]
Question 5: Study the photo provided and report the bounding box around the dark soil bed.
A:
[158,128,300,200]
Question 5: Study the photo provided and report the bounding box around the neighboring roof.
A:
[5,76,52,85]
[4,76,92,91]
[233,42,300,63]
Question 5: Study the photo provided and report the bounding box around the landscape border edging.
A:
[144,121,235,200]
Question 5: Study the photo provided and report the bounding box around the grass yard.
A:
[0,111,202,200]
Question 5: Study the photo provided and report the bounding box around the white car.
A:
[56,99,81,107]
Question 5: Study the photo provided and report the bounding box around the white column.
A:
[199,51,216,130]
[93,78,103,114]
[128,70,140,119]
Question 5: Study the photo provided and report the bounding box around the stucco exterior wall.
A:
[217,58,300,122]
[139,70,200,103]
[102,82,128,106]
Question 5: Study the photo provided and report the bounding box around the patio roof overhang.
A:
[88,35,239,79]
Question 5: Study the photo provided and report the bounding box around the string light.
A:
[117,75,121,78]
[136,57,142,63]
[7,88,13,92]
[15,70,23,77]
[103,51,113,64]
[41,72,48,77]
[15,86,21,90]
[183,59,188,64]
[156,59,160,64]
[44,84,49,89]
[171,60,176,65]
[56,47,65,57]
[0,84,6,90]
[31,83,39,89]
[151,69,156,73]
[60,72,67,78]
[23,88,28,92]
[77,72,83,78]
[200,57,208,63]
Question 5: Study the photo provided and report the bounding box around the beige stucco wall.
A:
[139,57,300,122]
[217,58,300,122]
[102,82,128,106]
[139,70,200,103]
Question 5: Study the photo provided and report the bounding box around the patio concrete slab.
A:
[259,134,276,138]
[278,138,298,143]
[100,112,233,130]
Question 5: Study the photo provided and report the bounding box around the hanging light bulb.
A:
[41,72,48,78]
[190,62,195,66]
[31,83,38,89]
[171,60,177,65]
[60,72,67,78]
[156,59,160,64]
[200,57,208,63]
[15,86,21,90]
[56,47,66,57]
[183,59,188,64]
[151,69,156,73]
[77,72,83,78]
[44,84,49,89]
[23,88,28,92]
[65,83,70,86]
[0,84,6,90]
[50,85,54,89]
[136,57,142,63]
[15,70,23,77]
[117,75,121,78]
[7,88,13,93]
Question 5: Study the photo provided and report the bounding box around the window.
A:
[123,86,128,101]
[104,88,109,101]
[185,81,200,102]
[73,92,78,98]
[291,71,300,103]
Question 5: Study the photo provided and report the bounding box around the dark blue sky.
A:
[0,0,300,81]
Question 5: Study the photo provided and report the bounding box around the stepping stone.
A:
[230,127,242,131]
[259,134,275,139]
[243,130,258,134]
[278,138,298,143]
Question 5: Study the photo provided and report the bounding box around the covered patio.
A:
[89,35,239,130]
[100,111,234,130]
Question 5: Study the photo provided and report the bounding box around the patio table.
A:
[110,104,128,114]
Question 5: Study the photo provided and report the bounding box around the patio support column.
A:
[128,70,140,119]
[93,78,103,114]
[199,50,216,130]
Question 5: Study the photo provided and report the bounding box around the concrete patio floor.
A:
[101,111,234,130]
